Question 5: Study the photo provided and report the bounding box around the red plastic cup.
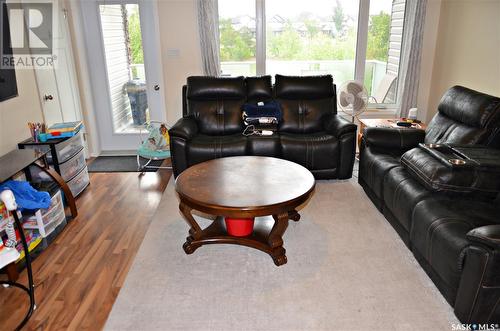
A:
[225,217,255,237]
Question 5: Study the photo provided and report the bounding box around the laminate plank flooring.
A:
[0,163,172,330]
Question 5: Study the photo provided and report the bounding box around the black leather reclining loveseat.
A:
[359,86,500,323]
[170,75,357,179]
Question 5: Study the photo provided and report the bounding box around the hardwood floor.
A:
[0,165,172,330]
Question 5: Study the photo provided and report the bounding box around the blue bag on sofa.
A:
[242,101,283,122]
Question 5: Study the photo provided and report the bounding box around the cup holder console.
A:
[401,144,500,195]
[419,143,475,168]
[448,159,467,166]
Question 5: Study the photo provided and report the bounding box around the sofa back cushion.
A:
[186,76,246,135]
[425,86,500,147]
[246,76,273,104]
[274,75,336,133]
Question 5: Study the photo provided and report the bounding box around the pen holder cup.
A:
[38,133,48,142]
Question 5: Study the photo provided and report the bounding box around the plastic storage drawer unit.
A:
[18,128,89,198]
[54,130,85,164]
[67,167,90,197]
[23,190,66,238]
[59,148,86,181]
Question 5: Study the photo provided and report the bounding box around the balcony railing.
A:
[221,59,388,97]
[129,63,147,81]
[130,60,391,102]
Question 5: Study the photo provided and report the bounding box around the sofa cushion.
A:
[246,76,273,104]
[280,132,339,170]
[187,76,245,100]
[186,76,246,135]
[425,113,492,146]
[275,75,336,134]
[411,198,500,291]
[246,134,281,157]
[186,134,247,166]
[383,167,432,234]
[437,86,500,129]
[425,86,500,147]
[274,75,335,100]
[358,145,401,210]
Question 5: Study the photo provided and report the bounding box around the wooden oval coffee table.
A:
[175,156,315,266]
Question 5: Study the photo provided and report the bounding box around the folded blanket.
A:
[242,101,282,122]
[0,180,51,211]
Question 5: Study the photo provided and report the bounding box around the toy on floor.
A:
[136,121,172,174]
[0,197,20,270]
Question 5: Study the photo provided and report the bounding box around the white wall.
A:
[425,0,500,122]
[416,0,442,122]
[0,68,44,156]
[158,0,203,126]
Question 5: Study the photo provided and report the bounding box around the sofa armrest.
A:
[363,127,425,151]
[169,117,198,140]
[324,114,357,137]
[467,225,500,250]
[323,114,357,179]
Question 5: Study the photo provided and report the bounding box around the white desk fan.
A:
[338,80,368,122]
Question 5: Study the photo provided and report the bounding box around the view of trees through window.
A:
[265,1,356,62]
[126,4,146,80]
[219,17,256,62]
[219,0,403,104]
[128,7,144,65]
[219,0,256,75]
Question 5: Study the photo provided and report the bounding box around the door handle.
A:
[44,94,54,101]
[154,84,160,91]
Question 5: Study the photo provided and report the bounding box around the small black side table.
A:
[0,149,78,329]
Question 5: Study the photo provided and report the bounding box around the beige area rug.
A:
[104,179,458,331]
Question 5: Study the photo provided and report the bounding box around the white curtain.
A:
[397,0,428,117]
[196,0,221,76]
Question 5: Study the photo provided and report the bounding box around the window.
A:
[218,0,406,107]
[364,0,404,104]
[218,0,256,76]
[265,0,358,82]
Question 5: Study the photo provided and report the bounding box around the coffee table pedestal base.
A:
[180,205,298,266]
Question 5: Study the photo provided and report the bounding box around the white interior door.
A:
[80,0,166,152]
[34,0,82,126]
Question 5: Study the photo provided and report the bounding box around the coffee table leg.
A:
[179,202,203,254]
[288,210,300,222]
[269,212,289,266]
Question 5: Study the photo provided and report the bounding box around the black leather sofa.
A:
[170,75,357,179]
[359,86,500,323]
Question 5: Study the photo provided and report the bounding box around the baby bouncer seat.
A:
[137,121,172,173]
